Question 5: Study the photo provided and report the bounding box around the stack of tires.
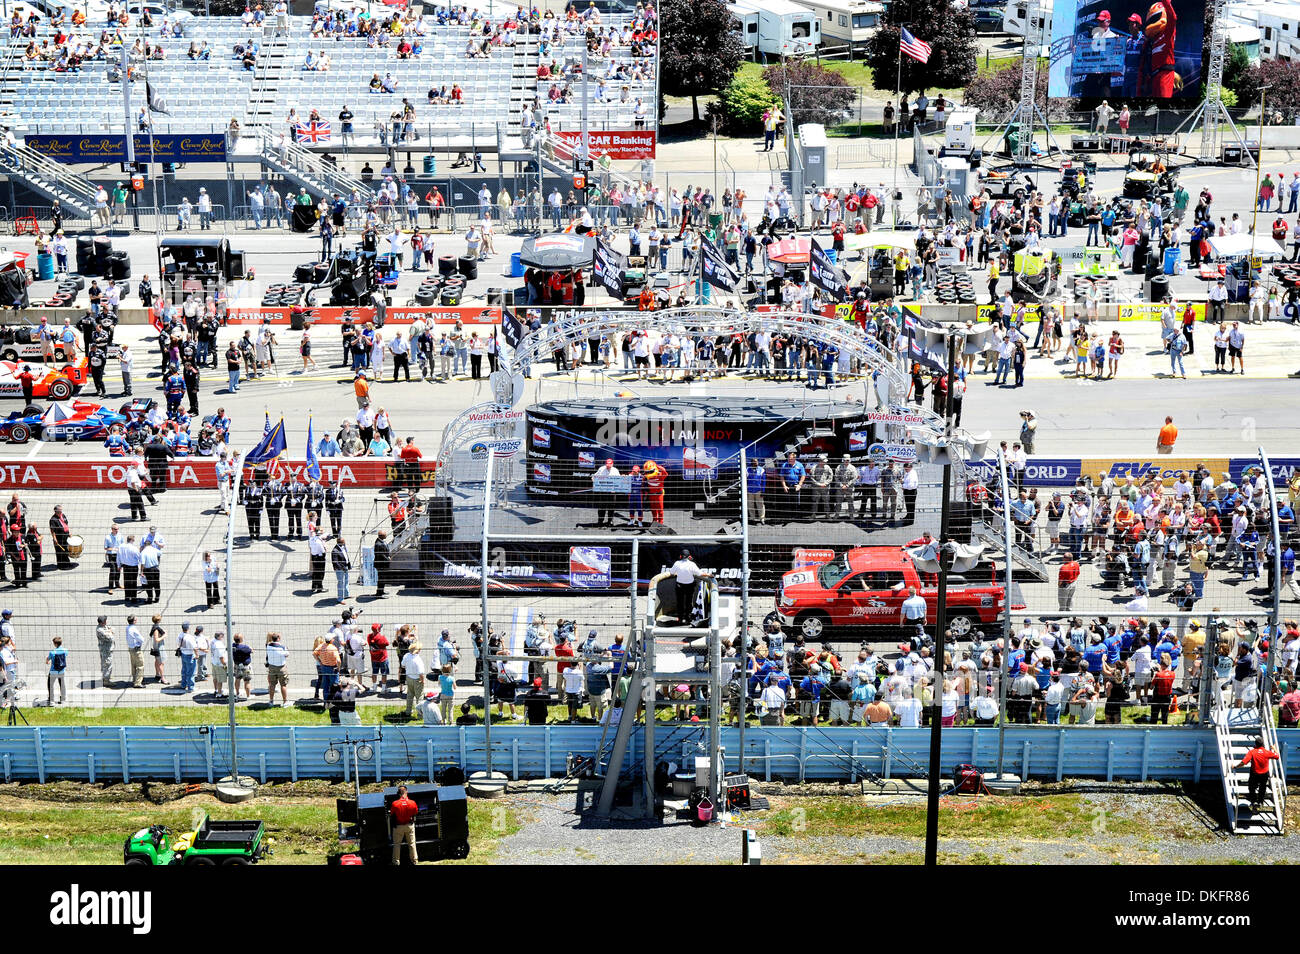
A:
[108,250,131,281]
[413,276,440,306]
[75,236,96,275]
[262,283,306,307]
[441,276,464,306]
[45,274,84,308]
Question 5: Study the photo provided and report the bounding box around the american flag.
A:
[294,120,332,144]
[900,27,932,63]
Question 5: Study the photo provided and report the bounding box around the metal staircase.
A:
[509,32,537,137]
[596,579,738,815]
[1213,679,1286,835]
[973,518,1050,581]
[260,135,375,203]
[0,141,97,218]
[244,27,291,129]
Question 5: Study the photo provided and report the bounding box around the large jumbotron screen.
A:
[1047,0,1204,100]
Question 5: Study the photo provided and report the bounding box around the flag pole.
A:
[892,30,902,192]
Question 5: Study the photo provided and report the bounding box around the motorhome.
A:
[1222,1,1297,61]
[800,0,885,52]
[1002,0,1052,38]
[728,0,821,59]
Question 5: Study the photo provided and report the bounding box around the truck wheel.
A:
[186,856,216,866]
[221,856,250,866]
[49,379,73,401]
[948,614,976,637]
[450,841,470,859]
[794,611,830,640]
[123,856,150,866]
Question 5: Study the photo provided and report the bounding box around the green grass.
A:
[756,793,1145,840]
[0,786,520,865]
[14,699,1220,728]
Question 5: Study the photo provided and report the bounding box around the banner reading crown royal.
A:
[25,134,227,163]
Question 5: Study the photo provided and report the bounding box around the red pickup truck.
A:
[774,546,1011,641]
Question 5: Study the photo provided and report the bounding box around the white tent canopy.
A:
[1207,234,1287,260]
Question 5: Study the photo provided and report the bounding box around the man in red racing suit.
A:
[1139,0,1177,98]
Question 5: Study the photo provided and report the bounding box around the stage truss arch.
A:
[437,305,985,486]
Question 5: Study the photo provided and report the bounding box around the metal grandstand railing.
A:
[0,141,98,217]
[259,133,376,204]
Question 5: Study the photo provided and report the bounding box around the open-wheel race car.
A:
[0,400,126,443]
[0,359,89,401]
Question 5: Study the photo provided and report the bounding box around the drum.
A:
[66,534,84,558]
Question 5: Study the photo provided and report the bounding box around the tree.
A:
[1244,58,1300,114]
[659,0,745,123]
[864,0,977,97]
[963,62,1077,121]
[712,69,780,133]
[763,61,854,129]
[1219,43,1252,106]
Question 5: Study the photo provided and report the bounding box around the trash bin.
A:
[708,212,723,230]
[1148,275,1169,302]
[1163,246,1181,276]
[422,155,436,175]
[36,251,54,281]
[509,251,524,277]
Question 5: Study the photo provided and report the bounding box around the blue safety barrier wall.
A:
[1,726,1297,785]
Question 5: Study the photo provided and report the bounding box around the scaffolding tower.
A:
[1170,0,1257,166]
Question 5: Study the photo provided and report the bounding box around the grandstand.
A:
[0,8,657,148]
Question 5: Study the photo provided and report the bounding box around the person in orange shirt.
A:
[643,460,666,525]
[389,784,419,865]
[399,438,423,493]
[354,370,370,409]
[387,491,407,532]
[1157,415,1178,454]
[1239,736,1280,808]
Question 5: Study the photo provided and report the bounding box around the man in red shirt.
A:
[861,190,878,231]
[17,365,35,406]
[1239,737,1280,808]
[553,632,575,702]
[1058,552,1081,611]
[399,438,423,493]
[1278,683,1300,729]
[368,624,391,689]
[389,784,419,865]
[1150,661,1176,724]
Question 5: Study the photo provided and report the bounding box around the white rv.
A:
[1002,0,1052,38]
[800,0,885,51]
[729,0,821,59]
[728,0,761,53]
[1222,1,1299,60]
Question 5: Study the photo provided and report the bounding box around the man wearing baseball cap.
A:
[523,675,550,725]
